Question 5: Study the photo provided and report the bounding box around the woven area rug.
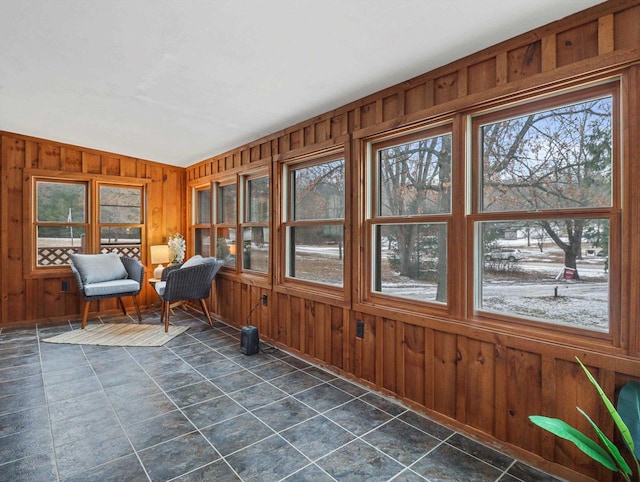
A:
[42,323,189,347]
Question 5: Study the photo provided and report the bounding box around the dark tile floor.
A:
[0,308,564,482]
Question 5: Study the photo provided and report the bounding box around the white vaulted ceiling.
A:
[0,0,604,167]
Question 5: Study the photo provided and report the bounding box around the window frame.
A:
[468,81,620,341]
[214,178,238,270]
[363,124,455,313]
[192,183,213,257]
[278,148,348,299]
[97,182,144,259]
[239,171,270,275]
[26,171,149,277]
[32,178,90,270]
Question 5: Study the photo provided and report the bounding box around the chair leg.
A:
[199,299,214,328]
[132,295,142,322]
[117,297,127,316]
[81,301,91,329]
[159,300,165,325]
[164,301,171,333]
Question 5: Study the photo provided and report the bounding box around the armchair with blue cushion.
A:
[70,253,144,329]
[154,255,224,332]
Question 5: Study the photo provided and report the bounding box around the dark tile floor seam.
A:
[86,316,243,481]
[116,335,249,481]
[36,321,67,482]
[409,433,510,482]
[42,320,155,482]
[318,412,435,476]
[159,331,356,481]
[2,311,565,482]
[498,459,521,481]
[280,461,338,481]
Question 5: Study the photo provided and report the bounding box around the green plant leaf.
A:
[617,381,640,460]
[576,357,635,455]
[577,407,632,475]
[529,415,618,471]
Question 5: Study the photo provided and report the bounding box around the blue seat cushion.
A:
[84,279,140,297]
[154,281,166,297]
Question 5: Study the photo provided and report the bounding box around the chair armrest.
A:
[121,257,145,285]
[70,263,85,291]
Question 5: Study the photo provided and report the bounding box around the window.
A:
[473,84,617,332]
[284,154,345,287]
[215,182,237,268]
[241,174,269,273]
[98,185,143,259]
[33,177,145,269]
[368,127,452,304]
[194,186,211,256]
[35,180,88,266]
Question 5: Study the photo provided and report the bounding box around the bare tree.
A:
[378,134,451,301]
[481,97,612,278]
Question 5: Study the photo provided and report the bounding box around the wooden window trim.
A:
[468,81,620,344]
[25,172,148,279]
[360,124,455,316]
[276,147,350,303]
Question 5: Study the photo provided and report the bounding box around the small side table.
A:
[148,277,162,309]
[148,277,161,288]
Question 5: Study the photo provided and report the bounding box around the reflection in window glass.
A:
[242,227,269,272]
[481,96,612,212]
[35,180,87,266]
[197,188,211,224]
[477,219,609,331]
[100,186,141,223]
[373,223,447,303]
[194,227,211,257]
[292,159,344,221]
[248,177,269,223]
[37,181,86,223]
[37,226,86,266]
[220,184,237,223]
[288,226,343,287]
[100,227,141,258]
[217,227,236,268]
[378,133,452,216]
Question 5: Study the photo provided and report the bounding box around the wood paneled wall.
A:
[0,132,186,324]
[191,2,640,480]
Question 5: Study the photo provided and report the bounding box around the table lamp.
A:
[150,245,170,279]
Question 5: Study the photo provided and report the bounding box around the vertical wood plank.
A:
[598,14,614,54]
[465,339,495,434]
[403,323,425,405]
[4,137,26,322]
[495,52,508,86]
[505,349,542,452]
[433,331,457,417]
[541,35,557,72]
[556,21,598,68]
[614,4,640,50]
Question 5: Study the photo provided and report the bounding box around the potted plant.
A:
[529,357,640,481]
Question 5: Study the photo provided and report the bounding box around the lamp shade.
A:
[150,245,170,264]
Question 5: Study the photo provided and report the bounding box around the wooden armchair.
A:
[70,253,144,329]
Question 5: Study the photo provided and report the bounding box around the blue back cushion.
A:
[71,253,128,284]
[181,255,204,268]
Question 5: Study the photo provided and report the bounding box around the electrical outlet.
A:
[61,281,70,292]
[356,320,364,338]
[262,294,268,306]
